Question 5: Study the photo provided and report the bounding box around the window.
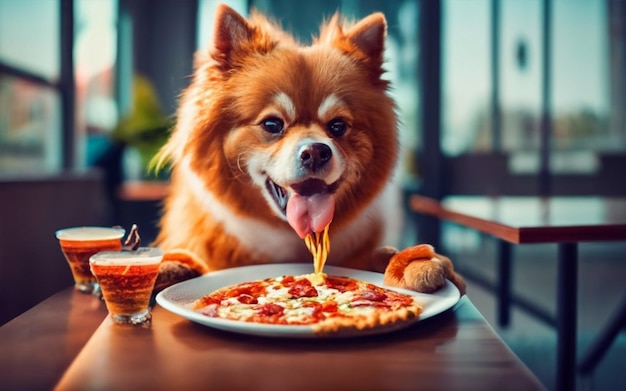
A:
[0,0,118,176]
[441,0,626,194]
[0,0,62,174]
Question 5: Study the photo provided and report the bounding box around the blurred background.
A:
[0,1,625,390]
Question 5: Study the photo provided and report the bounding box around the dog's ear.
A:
[210,4,254,70]
[321,12,387,73]
[345,12,387,67]
[209,4,282,71]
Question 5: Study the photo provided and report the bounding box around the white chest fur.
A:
[180,158,384,263]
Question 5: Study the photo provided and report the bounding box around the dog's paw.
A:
[153,249,209,292]
[383,244,466,295]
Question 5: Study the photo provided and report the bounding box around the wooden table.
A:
[0,286,544,391]
[410,195,626,391]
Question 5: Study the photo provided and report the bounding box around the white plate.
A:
[156,263,460,338]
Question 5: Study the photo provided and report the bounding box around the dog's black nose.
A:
[300,143,332,172]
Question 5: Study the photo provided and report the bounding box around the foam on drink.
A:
[56,227,126,241]
[90,248,163,266]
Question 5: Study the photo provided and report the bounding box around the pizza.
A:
[193,272,423,335]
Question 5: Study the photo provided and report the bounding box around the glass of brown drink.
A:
[89,247,163,325]
[56,226,126,293]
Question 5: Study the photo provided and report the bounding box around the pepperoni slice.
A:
[224,282,266,298]
[288,278,318,298]
[281,275,296,286]
[257,303,284,316]
[356,291,387,302]
[325,276,358,292]
[321,300,338,313]
[237,294,258,304]
[351,300,390,308]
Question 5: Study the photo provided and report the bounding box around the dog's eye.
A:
[260,117,285,134]
[327,118,348,137]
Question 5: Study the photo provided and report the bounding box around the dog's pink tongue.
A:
[286,193,335,239]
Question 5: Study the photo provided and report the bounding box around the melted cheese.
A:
[304,224,331,274]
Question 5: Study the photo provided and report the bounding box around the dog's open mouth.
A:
[266,178,338,239]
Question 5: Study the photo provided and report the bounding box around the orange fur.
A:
[383,245,466,294]
[154,5,465,295]
[161,249,209,274]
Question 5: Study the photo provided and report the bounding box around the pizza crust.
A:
[312,305,422,336]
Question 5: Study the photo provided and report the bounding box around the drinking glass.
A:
[89,247,163,325]
[56,226,126,293]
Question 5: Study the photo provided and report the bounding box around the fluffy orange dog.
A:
[153,4,465,295]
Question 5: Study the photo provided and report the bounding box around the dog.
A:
[152,4,465,295]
